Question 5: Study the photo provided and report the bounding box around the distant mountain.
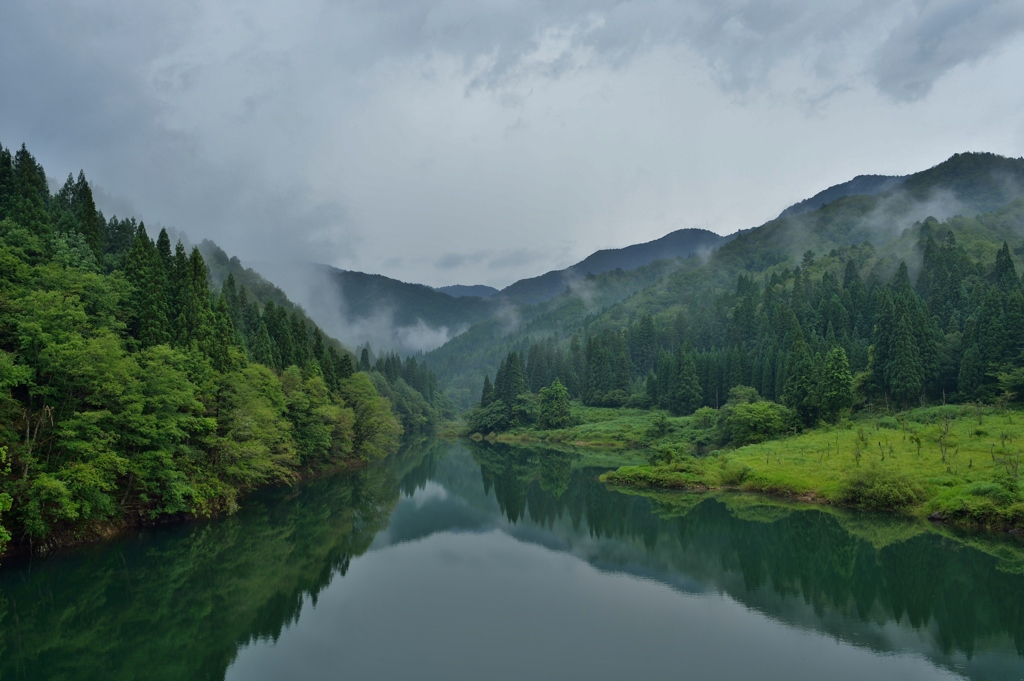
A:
[425,151,1024,409]
[778,175,904,218]
[496,228,729,306]
[247,261,499,356]
[251,153,1024,360]
[435,284,499,298]
[254,228,732,353]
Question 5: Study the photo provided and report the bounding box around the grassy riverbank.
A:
[476,402,1024,531]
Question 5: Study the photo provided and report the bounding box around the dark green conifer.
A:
[888,315,924,409]
[481,375,494,407]
[821,346,854,422]
[671,348,702,415]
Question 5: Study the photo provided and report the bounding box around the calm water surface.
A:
[2,438,1024,680]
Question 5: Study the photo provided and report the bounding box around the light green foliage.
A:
[693,407,718,429]
[215,364,299,493]
[338,373,402,461]
[281,366,355,468]
[0,142,414,554]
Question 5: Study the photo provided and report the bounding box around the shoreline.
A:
[0,458,371,564]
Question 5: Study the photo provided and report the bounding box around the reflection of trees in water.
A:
[467,441,675,549]
[668,500,1024,660]
[2,438,1023,680]
[0,464,400,681]
[467,440,1024,663]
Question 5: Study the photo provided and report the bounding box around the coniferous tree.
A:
[567,334,584,397]
[992,242,1019,294]
[124,224,170,346]
[182,247,216,354]
[671,348,702,416]
[170,241,190,333]
[211,295,242,372]
[888,315,924,409]
[958,343,984,400]
[480,375,494,407]
[821,346,854,422]
[156,229,173,273]
[251,319,277,368]
[783,338,819,425]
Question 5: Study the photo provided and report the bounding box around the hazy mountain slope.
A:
[198,239,352,355]
[424,258,687,408]
[435,284,499,298]
[252,228,726,354]
[778,175,904,218]
[497,228,727,305]
[584,152,1024,330]
[899,151,1024,210]
[248,261,500,356]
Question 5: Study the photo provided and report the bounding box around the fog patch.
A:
[566,273,600,313]
[248,261,461,355]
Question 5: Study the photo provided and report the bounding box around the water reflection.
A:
[1,438,1023,680]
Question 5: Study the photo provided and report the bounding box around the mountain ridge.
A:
[494,228,729,305]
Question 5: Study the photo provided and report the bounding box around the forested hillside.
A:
[455,152,1024,433]
[0,142,441,558]
[426,257,687,409]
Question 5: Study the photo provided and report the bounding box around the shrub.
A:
[719,460,751,486]
[837,467,924,510]
[645,413,670,439]
[720,400,799,446]
[905,404,967,424]
[467,399,510,434]
[693,407,718,429]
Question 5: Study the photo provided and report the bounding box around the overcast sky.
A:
[2,1,1023,288]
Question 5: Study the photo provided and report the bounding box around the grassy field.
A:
[478,401,1024,531]
[486,404,703,449]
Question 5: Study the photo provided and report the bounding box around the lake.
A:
[2,438,1024,680]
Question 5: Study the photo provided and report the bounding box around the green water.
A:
[2,438,1024,680]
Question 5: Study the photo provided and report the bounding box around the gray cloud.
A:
[435,251,488,270]
[1,0,1022,294]
[488,249,547,270]
[869,0,1024,101]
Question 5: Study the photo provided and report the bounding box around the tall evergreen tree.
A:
[670,348,702,416]
[480,375,494,407]
[123,224,170,346]
[888,315,924,409]
[821,346,854,422]
[783,338,820,425]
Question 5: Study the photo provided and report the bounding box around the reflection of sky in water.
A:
[229,451,981,681]
[228,530,962,681]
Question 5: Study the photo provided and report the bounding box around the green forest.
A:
[0,142,444,558]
